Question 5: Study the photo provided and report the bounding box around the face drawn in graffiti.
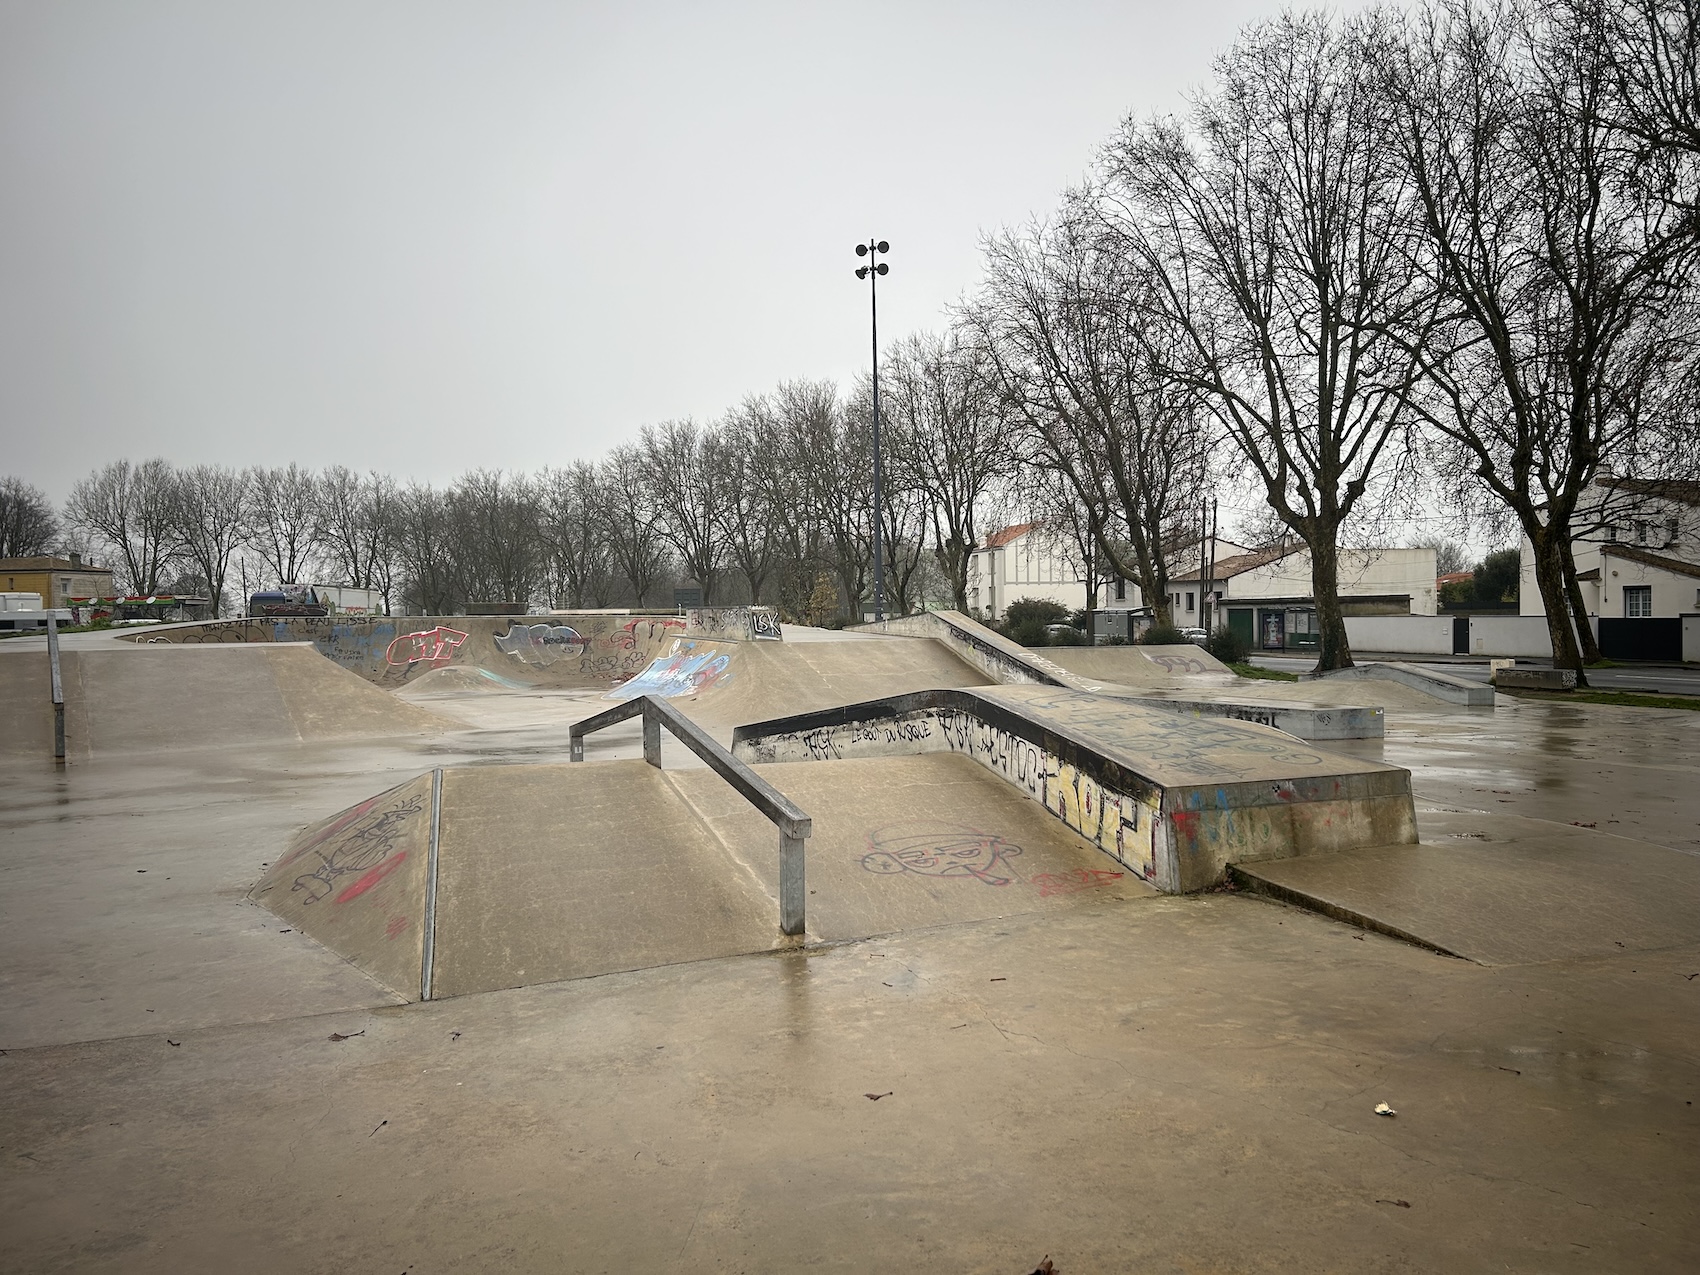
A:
[289,791,426,904]
[494,623,588,667]
[861,822,1025,886]
[385,626,469,667]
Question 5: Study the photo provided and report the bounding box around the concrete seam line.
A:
[421,768,444,1002]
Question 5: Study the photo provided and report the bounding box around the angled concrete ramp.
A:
[732,685,1416,892]
[250,762,781,999]
[0,643,447,759]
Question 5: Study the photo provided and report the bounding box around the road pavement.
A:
[1251,652,1700,695]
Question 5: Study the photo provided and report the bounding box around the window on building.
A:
[1635,522,1648,545]
[1185,591,1195,612]
[1624,585,1653,617]
[1115,578,1125,601]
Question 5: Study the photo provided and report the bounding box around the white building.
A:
[966,523,1089,621]
[1518,476,1700,661]
[1174,544,1439,653]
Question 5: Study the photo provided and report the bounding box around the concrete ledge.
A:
[1097,689,1384,740]
[1493,667,1577,690]
[731,685,1416,893]
[1314,660,1495,706]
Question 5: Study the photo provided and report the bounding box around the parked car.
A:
[1177,627,1209,645]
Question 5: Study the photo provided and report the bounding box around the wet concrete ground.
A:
[1,643,1698,1271]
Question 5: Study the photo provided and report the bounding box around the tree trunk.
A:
[1529,526,1590,687]
[1310,533,1354,673]
[1558,536,1603,663]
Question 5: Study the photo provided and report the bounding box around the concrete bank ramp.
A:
[252,754,1150,998]
[0,643,447,759]
[733,685,1416,893]
[132,612,714,691]
[670,635,989,729]
[1232,810,1700,964]
[1043,644,1236,686]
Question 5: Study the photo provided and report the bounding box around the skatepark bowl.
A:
[3,605,1699,1271]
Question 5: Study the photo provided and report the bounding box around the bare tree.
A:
[448,470,544,608]
[881,331,1011,611]
[642,419,727,602]
[393,483,459,614]
[601,444,669,606]
[717,398,782,603]
[757,380,839,620]
[246,464,324,587]
[1103,11,1435,671]
[1387,0,1698,678]
[319,467,398,604]
[0,477,60,558]
[850,374,929,615]
[66,459,179,593]
[169,466,249,616]
[971,202,1211,630]
[539,461,615,608]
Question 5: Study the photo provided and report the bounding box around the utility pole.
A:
[854,239,890,622]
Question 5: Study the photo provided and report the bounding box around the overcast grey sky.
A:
[2,1,1371,503]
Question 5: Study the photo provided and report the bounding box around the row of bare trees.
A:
[963,0,1700,678]
[45,343,1012,618]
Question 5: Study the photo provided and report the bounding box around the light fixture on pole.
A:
[855,238,890,622]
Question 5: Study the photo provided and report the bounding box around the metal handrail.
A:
[569,695,811,936]
[47,614,65,762]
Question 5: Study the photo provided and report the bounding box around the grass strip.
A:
[1497,687,1700,711]
[1231,662,1300,682]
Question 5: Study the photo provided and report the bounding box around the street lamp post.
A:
[855,238,889,622]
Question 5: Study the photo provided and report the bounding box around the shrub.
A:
[1206,624,1250,664]
[1047,625,1085,647]
[1139,623,1187,646]
[1007,618,1050,647]
[1003,597,1070,629]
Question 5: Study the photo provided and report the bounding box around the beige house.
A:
[0,555,116,608]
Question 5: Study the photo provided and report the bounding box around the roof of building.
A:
[0,556,111,573]
[982,522,1039,550]
[1597,477,1700,507]
[1437,571,1474,587]
[1602,544,1700,580]
[1170,543,1300,584]
[1575,567,1602,582]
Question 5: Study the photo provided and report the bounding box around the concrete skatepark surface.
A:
[2,620,1698,1269]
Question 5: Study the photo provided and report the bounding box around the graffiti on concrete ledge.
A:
[494,623,588,667]
[615,617,686,649]
[1143,651,1213,676]
[860,822,1025,886]
[385,626,469,667]
[752,607,783,640]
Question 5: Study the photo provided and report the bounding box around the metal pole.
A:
[47,612,65,763]
[642,705,662,768]
[779,831,806,936]
[869,242,886,623]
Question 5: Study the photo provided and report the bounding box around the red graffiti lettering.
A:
[385,626,469,666]
[334,851,408,903]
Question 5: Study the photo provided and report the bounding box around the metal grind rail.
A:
[569,695,812,936]
[47,613,65,762]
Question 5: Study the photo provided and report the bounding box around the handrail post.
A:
[47,613,65,763]
[779,831,805,936]
[641,706,662,767]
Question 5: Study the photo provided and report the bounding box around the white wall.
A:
[1343,615,1453,655]
[1469,616,1555,657]
[1684,615,1700,663]
[1230,547,1439,615]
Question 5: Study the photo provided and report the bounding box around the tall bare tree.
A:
[66,459,179,593]
[972,201,1211,629]
[318,467,398,602]
[169,465,249,616]
[393,483,459,614]
[642,419,727,602]
[1104,11,1434,671]
[246,464,324,587]
[0,477,59,558]
[880,331,1011,611]
[716,398,782,603]
[539,461,614,608]
[448,470,544,609]
[601,444,669,606]
[1387,0,1698,678]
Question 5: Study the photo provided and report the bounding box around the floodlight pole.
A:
[855,239,890,622]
